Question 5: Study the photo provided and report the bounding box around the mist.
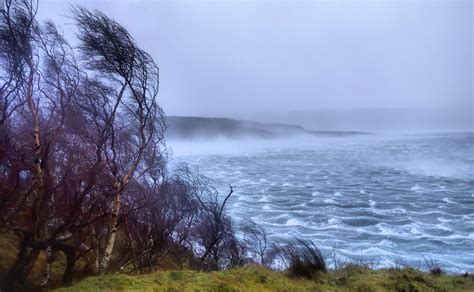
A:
[37,0,472,132]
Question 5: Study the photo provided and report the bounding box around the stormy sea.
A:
[170,132,474,273]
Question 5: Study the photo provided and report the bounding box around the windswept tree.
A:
[72,7,166,273]
[0,1,250,290]
[0,1,166,288]
[0,0,105,288]
[242,220,269,267]
[175,164,242,270]
[0,0,51,287]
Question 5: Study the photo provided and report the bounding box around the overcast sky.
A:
[37,0,472,120]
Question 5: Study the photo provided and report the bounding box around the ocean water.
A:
[170,132,474,273]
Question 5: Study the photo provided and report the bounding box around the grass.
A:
[281,239,326,279]
[56,265,474,292]
[2,233,473,291]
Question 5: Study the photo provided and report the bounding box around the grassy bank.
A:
[57,265,474,292]
[2,234,473,291]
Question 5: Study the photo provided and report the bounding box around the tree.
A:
[0,1,167,287]
[72,6,166,273]
[242,220,269,267]
[0,1,250,289]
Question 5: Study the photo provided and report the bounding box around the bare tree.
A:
[242,220,269,267]
[175,164,244,270]
[0,2,107,288]
[0,2,253,289]
[72,7,166,273]
[0,1,45,288]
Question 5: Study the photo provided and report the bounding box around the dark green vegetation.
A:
[167,116,368,140]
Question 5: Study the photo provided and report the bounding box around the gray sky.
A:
[38,0,472,120]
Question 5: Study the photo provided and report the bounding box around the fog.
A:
[37,0,472,131]
[168,134,376,157]
[169,133,473,180]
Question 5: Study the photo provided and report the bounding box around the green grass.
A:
[2,234,473,291]
[57,265,474,292]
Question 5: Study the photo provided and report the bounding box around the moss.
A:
[56,265,474,292]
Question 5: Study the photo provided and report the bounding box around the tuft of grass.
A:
[281,239,326,279]
[425,258,444,276]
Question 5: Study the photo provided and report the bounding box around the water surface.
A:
[170,133,474,273]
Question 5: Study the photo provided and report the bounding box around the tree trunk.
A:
[99,103,148,273]
[6,237,40,290]
[99,182,122,273]
[26,67,44,204]
[39,245,54,288]
[62,248,76,286]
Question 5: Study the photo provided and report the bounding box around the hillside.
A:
[166,116,367,140]
[57,265,474,292]
[1,233,473,291]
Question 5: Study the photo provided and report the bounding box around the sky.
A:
[37,0,472,128]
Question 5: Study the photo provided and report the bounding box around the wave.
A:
[172,132,474,273]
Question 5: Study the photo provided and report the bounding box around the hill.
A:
[166,116,367,140]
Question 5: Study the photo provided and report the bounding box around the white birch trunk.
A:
[99,182,122,273]
[39,246,53,288]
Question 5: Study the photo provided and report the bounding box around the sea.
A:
[169,132,474,273]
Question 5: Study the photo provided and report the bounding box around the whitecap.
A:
[437,217,451,223]
[377,225,397,236]
[327,218,340,224]
[379,239,396,247]
[410,184,424,192]
[285,218,304,226]
[409,226,424,235]
[435,223,452,232]
[258,195,270,202]
[295,202,307,208]
[324,198,337,204]
[442,197,455,204]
